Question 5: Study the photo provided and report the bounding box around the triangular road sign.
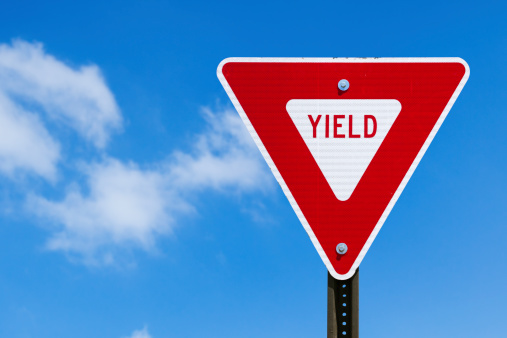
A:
[218,58,469,279]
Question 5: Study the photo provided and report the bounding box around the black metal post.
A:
[327,269,359,338]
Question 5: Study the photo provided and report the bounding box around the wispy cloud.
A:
[28,158,186,266]
[0,91,59,180]
[0,39,272,266]
[29,108,272,265]
[0,39,121,149]
[169,107,273,192]
[124,327,152,338]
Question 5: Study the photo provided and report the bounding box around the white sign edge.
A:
[217,57,470,280]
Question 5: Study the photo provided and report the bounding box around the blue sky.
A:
[0,1,505,337]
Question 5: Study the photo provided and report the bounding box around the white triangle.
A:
[286,99,401,201]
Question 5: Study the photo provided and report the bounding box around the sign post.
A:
[328,269,359,338]
[218,58,469,334]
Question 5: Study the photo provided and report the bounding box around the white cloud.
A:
[0,91,59,180]
[0,39,121,148]
[0,39,271,266]
[28,158,188,265]
[124,327,152,338]
[0,39,122,180]
[29,108,272,264]
[169,107,273,192]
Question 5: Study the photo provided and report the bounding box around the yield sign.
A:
[218,58,469,279]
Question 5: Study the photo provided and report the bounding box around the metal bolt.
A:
[338,79,349,91]
[336,243,348,255]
